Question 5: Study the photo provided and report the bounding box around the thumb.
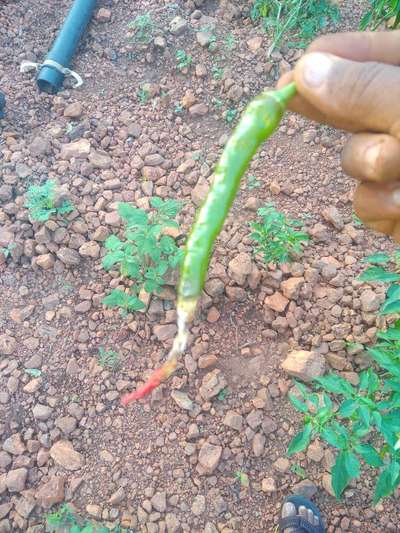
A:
[293,52,400,138]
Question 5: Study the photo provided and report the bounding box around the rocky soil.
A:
[1,0,399,532]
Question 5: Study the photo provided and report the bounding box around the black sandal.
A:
[279,495,326,533]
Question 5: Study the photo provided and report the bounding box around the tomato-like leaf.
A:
[287,423,312,456]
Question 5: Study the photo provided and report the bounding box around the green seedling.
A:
[251,0,340,55]
[46,503,128,532]
[352,213,363,227]
[0,243,16,258]
[213,98,224,110]
[25,180,73,222]
[360,0,400,29]
[290,464,307,479]
[25,368,42,378]
[208,34,217,52]
[287,325,400,504]
[102,198,183,315]
[128,13,155,44]
[224,32,236,50]
[225,108,238,123]
[247,175,261,190]
[176,49,193,71]
[174,103,184,114]
[98,347,119,370]
[212,65,224,79]
[250,203,309,265]
[234,471,250,487]
[137,87,150,104]
[217,387,229,401]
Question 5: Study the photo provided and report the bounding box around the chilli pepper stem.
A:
[122,82,296,405]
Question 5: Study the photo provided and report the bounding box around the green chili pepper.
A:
[178,82,297,320]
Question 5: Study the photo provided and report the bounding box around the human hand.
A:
[277,30,400,241]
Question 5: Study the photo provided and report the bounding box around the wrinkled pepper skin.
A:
[178,83,297,318]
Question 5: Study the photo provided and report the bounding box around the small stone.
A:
[360,289,380,312]
[105,211,121,226]
[191,494,206,516]
[198,354,218,369]
[36,253,55,270]
[228,253,252,286]
[32,404,53,421]
[246,409,263,430]
[196,31,213,47]
[49,440,84,471]
[89,150,112,169]
[223,410,243,431]
[322,473,335,497]
[35,476,65,508]
[273,457,290,473]
[56,247,81,266]
[171,390,193,411]
[78,241,100,258]
[0,335,16,355]
[153,324,177,341]
[199,369,226,400]
[6,468,27,492]
[261,477,277,493]
[109,487,125,505]
[64,102,82,118]
[30,136,50,157]
[307,441,324,462]
[165,512,180,533]
[247,36,263,52]
[189,103,209,116]
[56,416,77,435]
[169,15,187,35]
[3,434,25,455]
[86,504,102,519]
[282,350,325,382]
[264,292,289,313]
[191,180,209,206]
[292,479,318,499]
[96,7,111,22]
[0,503,12,520]
[0,229,13,247]
[281,277,304,300]
[322,206,344,230]
[60,138,91,159]
[252,432,266,457]
[154,36,166,49]
[207,306,220,323]
[198,442,222,474]
[151,491,167,513]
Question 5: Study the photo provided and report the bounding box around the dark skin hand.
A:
[277,30,400,241]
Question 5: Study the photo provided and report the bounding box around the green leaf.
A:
[359,266,400,283]
[150,197,164,209]
[118,203,148,226]
[338,399,358,418]
[380,298,400,315]
[314,374,355,398]
[289,393,308,414]
[294,380,309,398]
[104,235,123,250]
[354,443,383,467]
[373,462,400,504]
[102,251,126,270]
[25,368,42,378]
[102,290,127,308]
[321,426,346,450]
[386,283,400,300]
[331,451,360,499]
[287,423,312,456]
[361,253,391,264]
[377,327,400,341]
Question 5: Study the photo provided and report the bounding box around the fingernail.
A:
[392,189,400,206]
[300,52,333,89]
